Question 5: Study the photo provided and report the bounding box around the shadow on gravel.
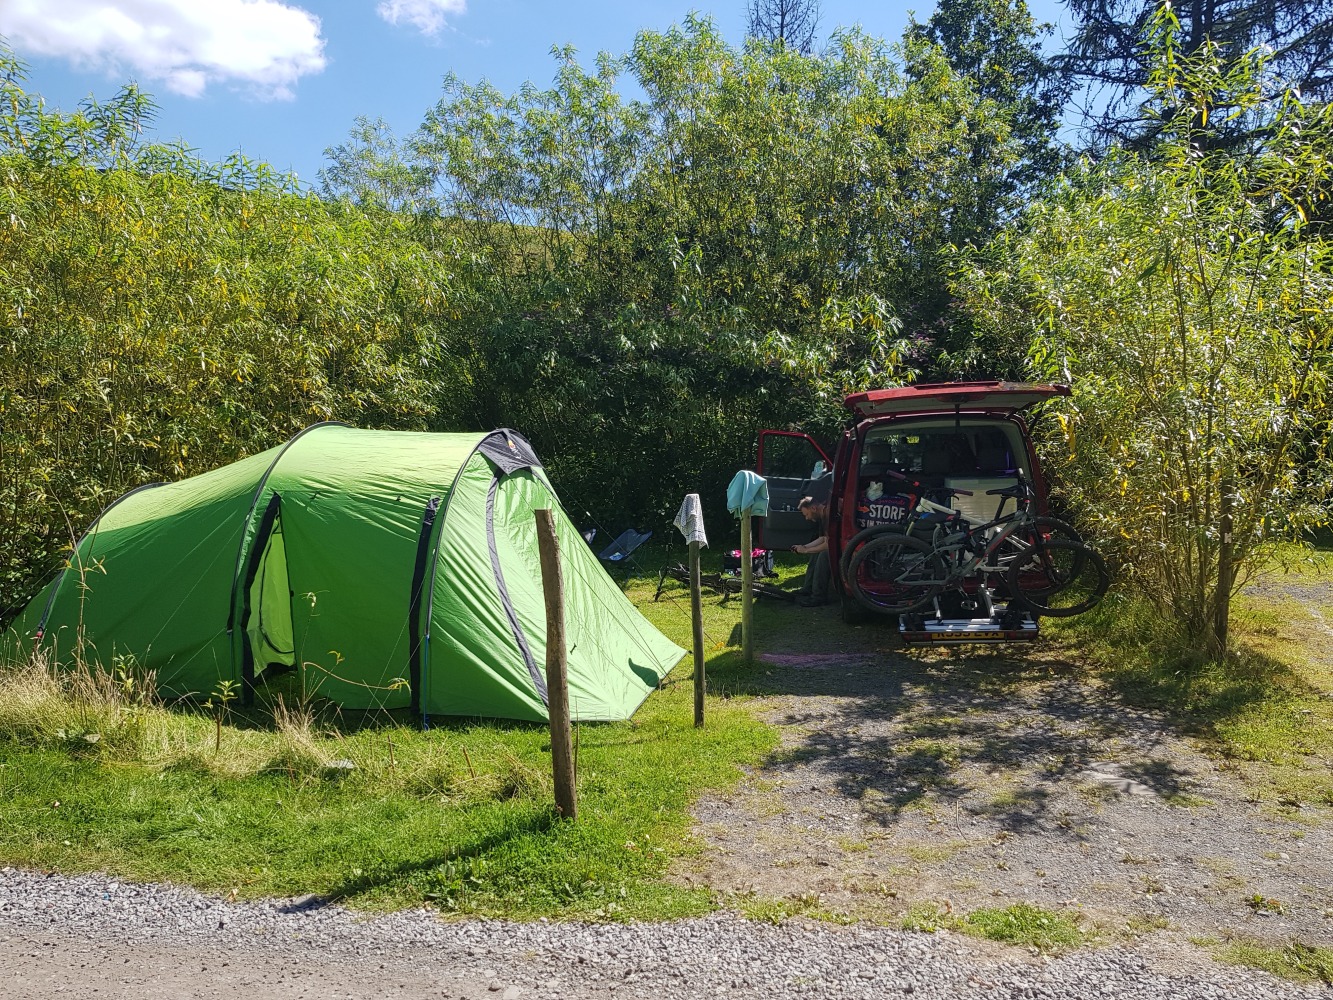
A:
[1119,758,1194,798]
[707,604,1193,835]
[276,894,332,913]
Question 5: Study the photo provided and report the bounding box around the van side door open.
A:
[755,430,832,550]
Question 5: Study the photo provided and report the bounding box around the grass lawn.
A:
[0,544,785,919]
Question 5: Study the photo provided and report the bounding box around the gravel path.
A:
[686,642,1333,943]
[675,562,1333,948]
[2,867,1324,999]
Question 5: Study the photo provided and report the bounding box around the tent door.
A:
[241,498,296,691]
[407,495,443,716]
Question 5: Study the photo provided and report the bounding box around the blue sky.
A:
[4,1,1069,189]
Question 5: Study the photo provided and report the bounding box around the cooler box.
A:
[943,477,1018,526]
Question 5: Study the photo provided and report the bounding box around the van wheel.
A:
[840,590,870,625]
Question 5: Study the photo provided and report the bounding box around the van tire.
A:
[840,589,870,625]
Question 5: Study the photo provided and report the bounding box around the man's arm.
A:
[794,535,828,555]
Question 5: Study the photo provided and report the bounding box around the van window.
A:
[859,420,1024,480]
[763,434,828,480]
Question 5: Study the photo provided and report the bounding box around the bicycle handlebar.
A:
[985,472,1036,501]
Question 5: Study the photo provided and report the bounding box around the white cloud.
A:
[2,0,327,99]
[376,0,466,37]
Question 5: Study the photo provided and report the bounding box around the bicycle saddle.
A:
[986,483,1032,499]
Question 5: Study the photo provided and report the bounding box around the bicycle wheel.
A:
[988,517,1084,598]
[846,532,944,615]
[1006,538,1109,618]
[839,523,910,583]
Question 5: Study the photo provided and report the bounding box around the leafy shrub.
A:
[959,11,1333,653]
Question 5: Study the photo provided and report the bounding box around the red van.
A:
[757,381,1070,623]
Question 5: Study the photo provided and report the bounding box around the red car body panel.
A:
[843,381,1070,419]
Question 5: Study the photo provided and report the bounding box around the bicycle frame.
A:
[889,489,1052,597]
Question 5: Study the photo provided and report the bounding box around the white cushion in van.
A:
[945,477,1017,526]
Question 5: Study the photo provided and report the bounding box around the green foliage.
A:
[906,0,1071,194]
[962,903,1085,951]
[19,8,1330,644]
[0,48,457,614]
[1060,0,1333,150]
[202,680,240,755]
[407,17,1029,525]
[0,655,154,758]
[737,891,847,924]
[958,14,1333,652]
[1216,940,1333,985]
[0,18,1057,610]
[318,116,432,213]
[901,900,960,932]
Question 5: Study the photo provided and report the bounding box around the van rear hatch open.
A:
[844,381,1069,420]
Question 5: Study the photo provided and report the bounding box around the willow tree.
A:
[961,11,1333,655]
[0,47,455,617]
[406,17,1026,522]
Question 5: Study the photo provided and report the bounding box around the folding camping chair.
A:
[598,528,652,565]
[595,528,652,588]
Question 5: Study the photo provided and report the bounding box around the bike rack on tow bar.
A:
[898,593,1039,646]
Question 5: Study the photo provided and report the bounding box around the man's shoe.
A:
[797,596,829,607]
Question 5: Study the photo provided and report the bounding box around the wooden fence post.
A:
[534,508,577,820]
[740,511,754,663]
[689,538,705,727]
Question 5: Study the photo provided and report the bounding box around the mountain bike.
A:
[845,475,1108,619]
[839,470,1082,586]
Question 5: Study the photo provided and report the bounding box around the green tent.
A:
[5,425,682,722]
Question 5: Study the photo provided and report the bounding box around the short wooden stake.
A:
[689,538,705,727]
[534,508,577,820]
[740,512,754,663]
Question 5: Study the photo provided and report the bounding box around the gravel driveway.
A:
[2,867,1325,999]
[686,639,1332,944]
